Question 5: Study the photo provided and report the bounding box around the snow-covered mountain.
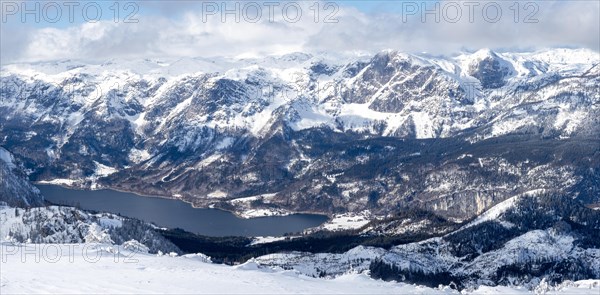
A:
[2,48,597,139]
[1,48,598,219]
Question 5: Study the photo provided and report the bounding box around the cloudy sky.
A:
[1,0,599,64]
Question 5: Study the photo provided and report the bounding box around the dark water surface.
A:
[38,184,328,237]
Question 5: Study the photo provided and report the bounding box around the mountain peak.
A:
[471,48,499,60]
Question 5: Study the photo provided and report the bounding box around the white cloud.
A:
[1,0,598,64]
[304,0,600,54]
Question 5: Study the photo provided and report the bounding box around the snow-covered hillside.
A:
[1,243,598,294]
[255,193,600,290]
[0,205,179,253]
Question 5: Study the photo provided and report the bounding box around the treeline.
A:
[108,218,180,254]
[494,256,599,286]
[158,206,463,264]
[159,225,445,264]
[369,259,459,289]
[445,220,521,259]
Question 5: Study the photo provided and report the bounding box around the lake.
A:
[37,185,328,237]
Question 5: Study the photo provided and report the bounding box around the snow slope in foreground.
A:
[1,243,598,294]
[0,243,450,294]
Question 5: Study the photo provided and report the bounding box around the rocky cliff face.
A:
[1,48,598,219]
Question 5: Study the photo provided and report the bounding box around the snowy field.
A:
[1,243,599,294]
